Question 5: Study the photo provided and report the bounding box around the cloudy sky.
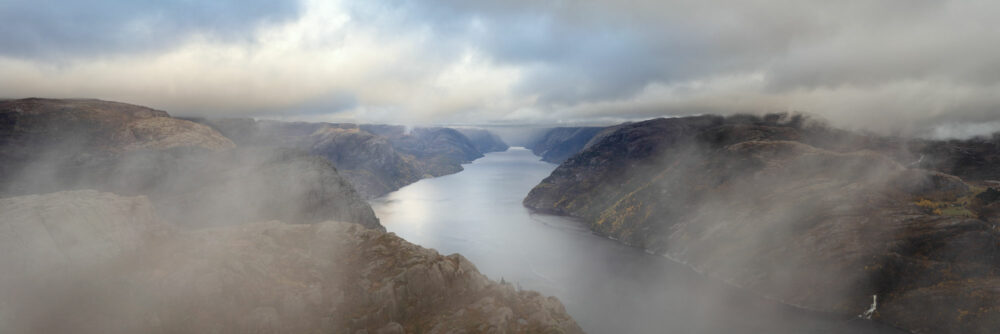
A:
[1,0,998,135]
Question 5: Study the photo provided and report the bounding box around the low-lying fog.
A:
[371,147,903,334]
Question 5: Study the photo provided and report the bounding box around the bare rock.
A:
[525,114,1000,333]
[0,98,233,153]
[0,190,582,334]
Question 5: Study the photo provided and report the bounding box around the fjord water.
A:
[370,148,900,334]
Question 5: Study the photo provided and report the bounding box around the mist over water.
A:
[370,148,903,334]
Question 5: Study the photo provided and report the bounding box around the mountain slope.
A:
[456,128,510,153]
[0,98,234,153]
[0,190,582,334]
[194,119,504,198]
[0,99,380,229]
[361,125,484,177]
[528,126,605,163]
[911,134,1000,182]
[192,119,423,198]
[524,115,1000,333]
[0,98,233,182]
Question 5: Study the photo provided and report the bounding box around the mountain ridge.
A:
[0,190,583,333]
[524,114,1000,333]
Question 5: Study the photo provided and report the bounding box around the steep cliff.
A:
[0,98,233,182]
[0,190,582,334]
[528,127,605,163]
[192,119,423,198]
[456,128,509,154]
[0,99,380,229]
[194,119,502,198]
[524,115,1000,333]
[910,134,1000,182]
[0,98,234,153]
[361,125,484,177]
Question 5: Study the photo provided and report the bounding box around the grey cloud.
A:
[284,92,360,117]
[3,0,999,133]
[0,0,303,60]
[347,0,819,103]
[348,0,1000,131]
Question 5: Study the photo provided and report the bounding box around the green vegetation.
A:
[939,206,977,218]
[913,186,987,218]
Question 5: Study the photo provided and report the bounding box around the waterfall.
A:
[859,295,877,320]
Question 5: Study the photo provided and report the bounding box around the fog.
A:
[521,113,1000,332]
[2,145,377,228]
[0,189,363,333]
[373,147,904,333]
[2,0,999,332]
[0,112,380,332]
[1,100,997,332]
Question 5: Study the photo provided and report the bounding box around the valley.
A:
[2,98,998,333]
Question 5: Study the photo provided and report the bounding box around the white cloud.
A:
[1,0,998,134]
[0,0,524,125]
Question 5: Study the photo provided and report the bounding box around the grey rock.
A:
[0,190,582,334]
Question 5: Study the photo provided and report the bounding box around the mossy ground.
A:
[913,186,988,218]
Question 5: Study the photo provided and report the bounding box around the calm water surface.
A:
[370,148,901,334]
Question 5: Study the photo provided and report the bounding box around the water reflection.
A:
[370,148,901,334]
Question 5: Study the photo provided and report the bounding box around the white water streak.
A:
[859,294,877,320]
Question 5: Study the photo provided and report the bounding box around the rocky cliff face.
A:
[0,99,380,229]
[524,115,1000,333]
[528,127,605,163]
[910,134,1000,182]
[139,148,380,229]
[0,98,235,153]
[361,125,484,177]
[0,98,233,182]
[0,190,582,334]
[456,128,509,154]
[192,119,423,198]
[194,119,503,198]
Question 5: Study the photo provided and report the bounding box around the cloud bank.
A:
[1,0,998,136]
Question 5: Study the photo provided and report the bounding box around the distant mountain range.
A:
[187,118,509,199]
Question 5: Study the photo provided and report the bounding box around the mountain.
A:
[0,98,235,153]
[361,125,484,177]
[0,190,583,333]
[911,134,1000,182]
[192,119,501,198]
[190,118,423,198]
[0,98,584,332]
[0,98,233,182]
[456,128,509,153]
[524,114,1000,333]
[0,99,380,229]
[527,126,605,163]
[106,147,381,229]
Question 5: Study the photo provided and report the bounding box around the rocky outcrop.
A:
[528,127,605,163]
[0,98,234,184]
[141,148,381,229]
[0,98,233,154]
[361,125,484,177]
[910,134,1000,182]
[193,119,504,198]
[192,119,423,198]
[0,190,171,279]
[0,99,380,229]
[0,190,582,334]
[2,146,381,229]
[524,114,1000,333]
[456,128,509,154]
